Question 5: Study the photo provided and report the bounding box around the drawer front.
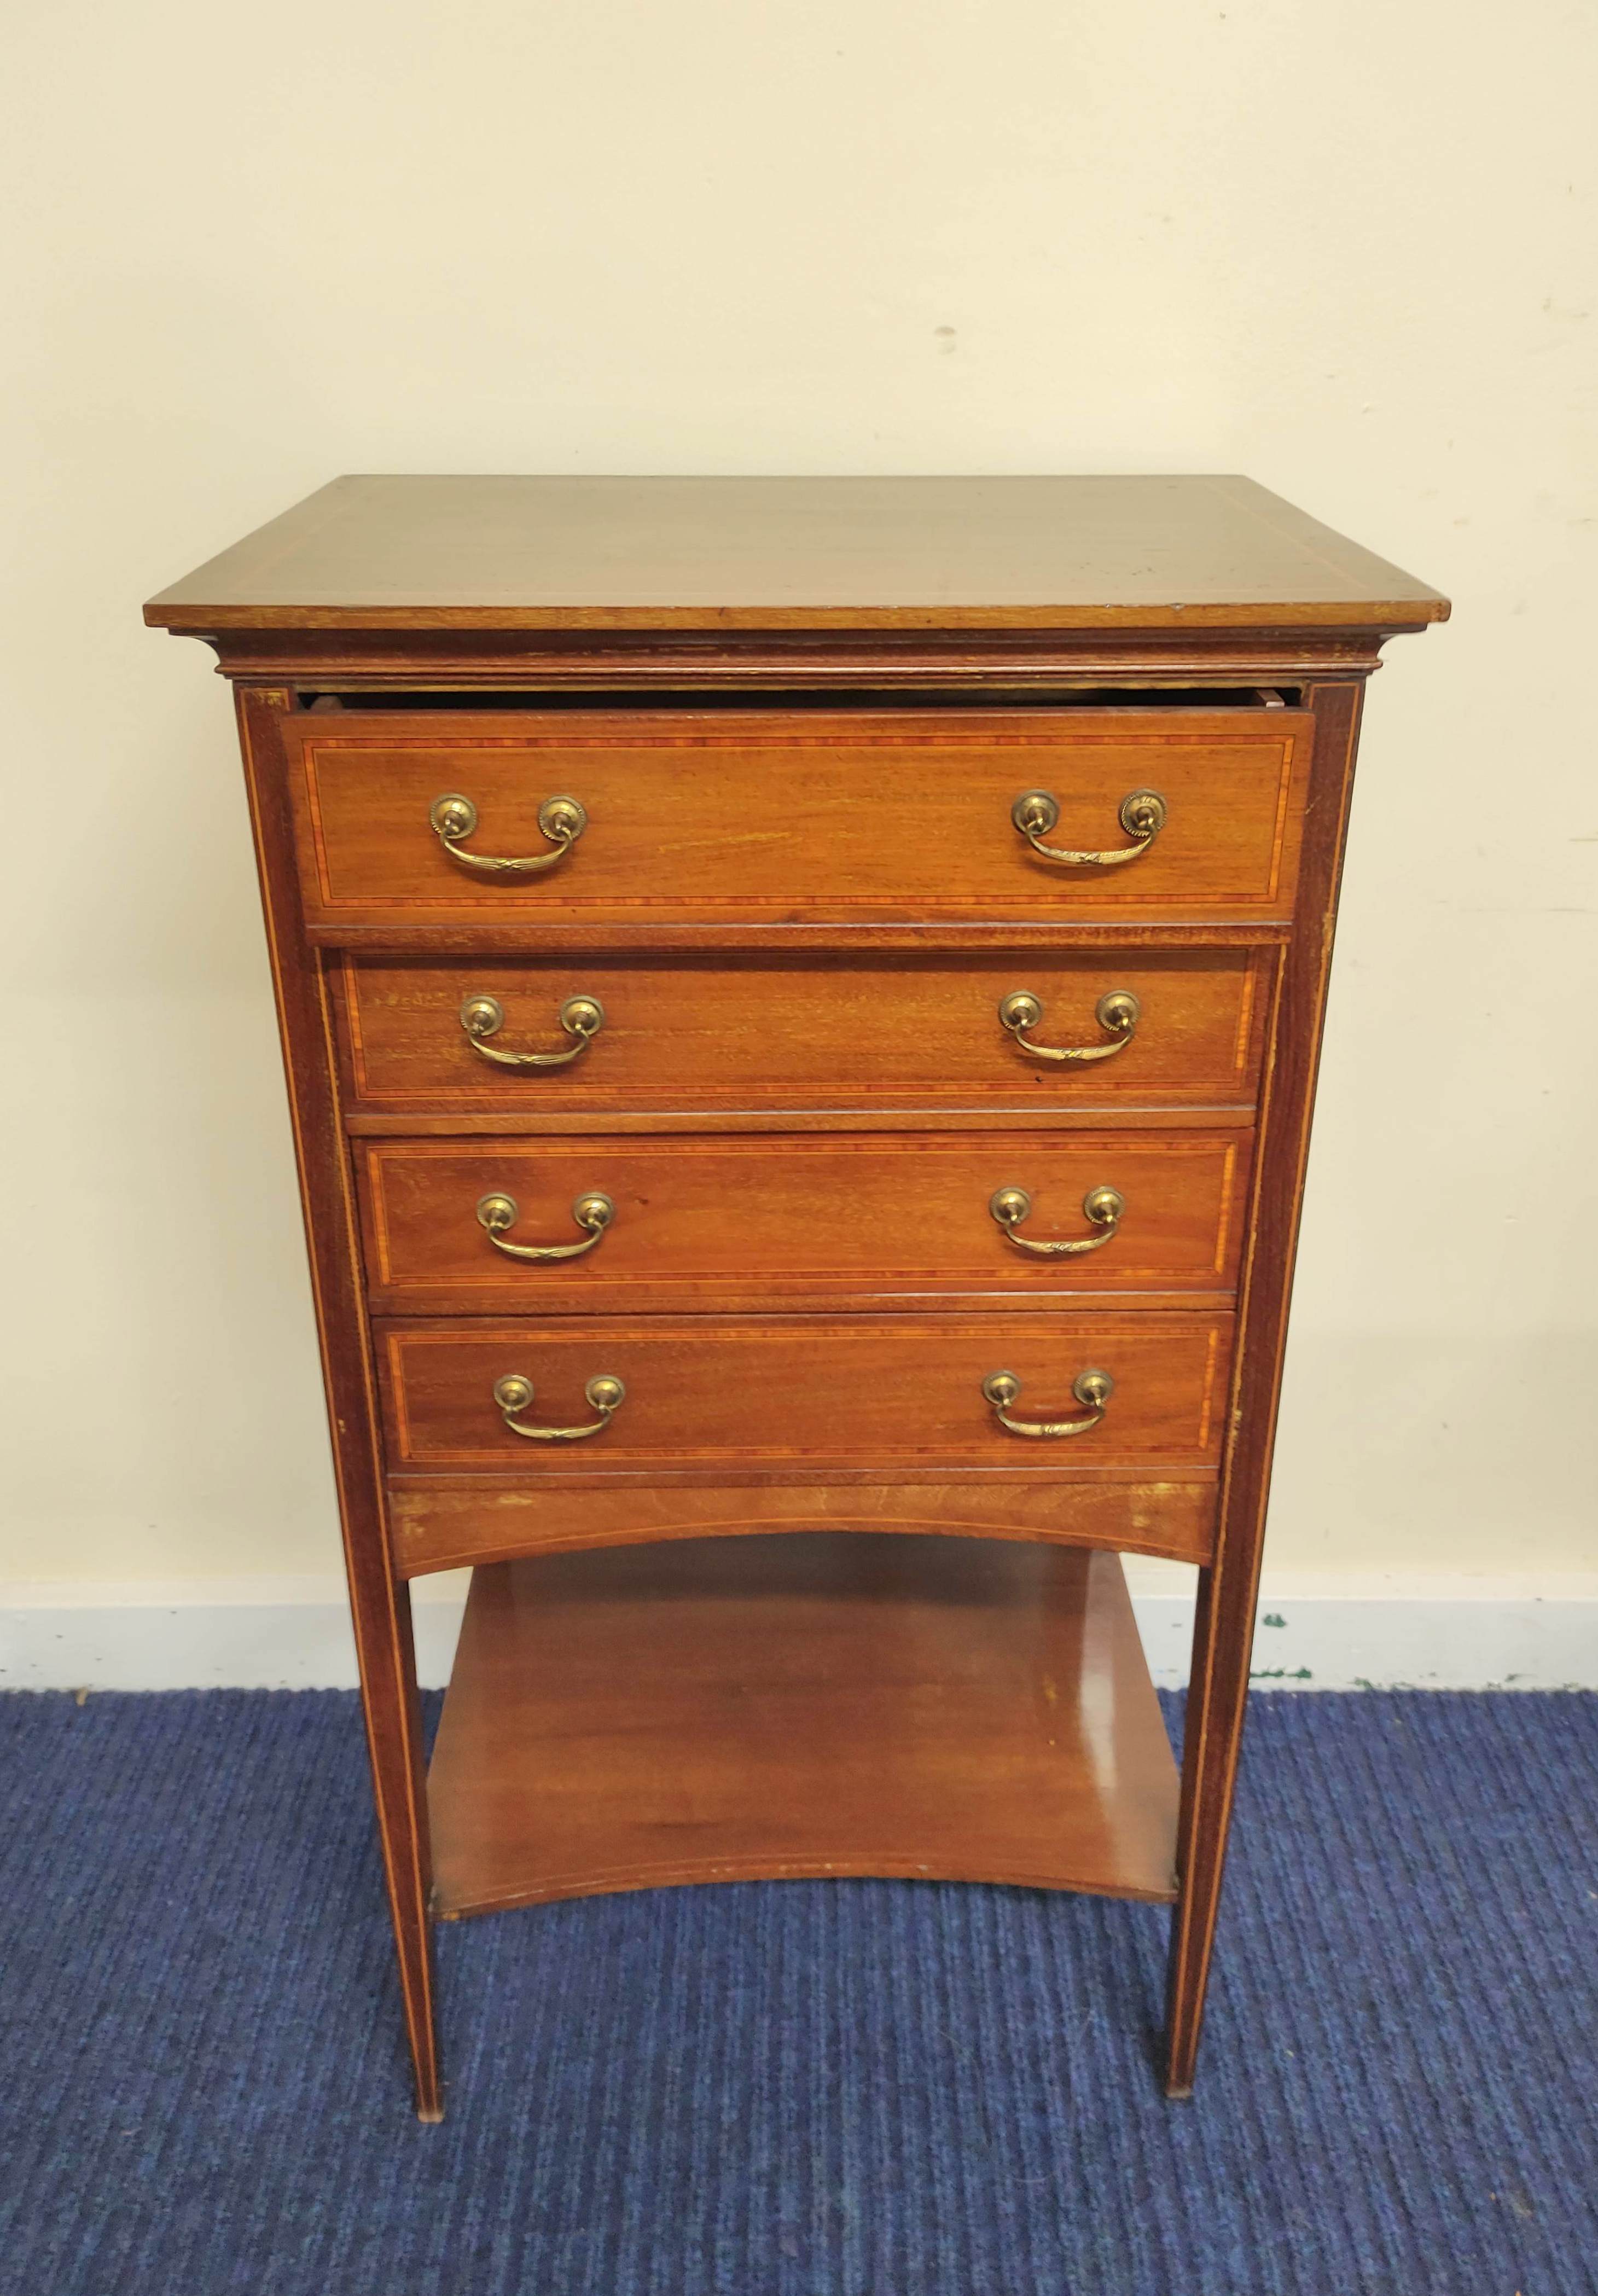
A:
[378,1313,1231,1474]
[358,1132,1251,1313]
[340,952,1268,1117]
[286,708,1310,928]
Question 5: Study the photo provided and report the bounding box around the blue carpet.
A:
[0,1689,1593,2295]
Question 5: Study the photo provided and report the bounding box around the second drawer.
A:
[357,1131,1252,1313]
[338,950,1268,1118]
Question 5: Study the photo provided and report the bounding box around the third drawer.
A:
[357,1131,1252,1313]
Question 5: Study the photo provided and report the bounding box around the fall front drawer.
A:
[286,706,1310,929]
[339,951,1269,1118]
[377,1313,1231,1474]
[357,1132,1251,1313]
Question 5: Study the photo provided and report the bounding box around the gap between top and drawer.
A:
[295,686,1300,713]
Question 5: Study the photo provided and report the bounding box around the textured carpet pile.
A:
[0,1688,1593,2294]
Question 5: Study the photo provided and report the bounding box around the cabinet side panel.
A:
[233,684,440,2118]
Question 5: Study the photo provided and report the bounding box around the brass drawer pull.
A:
[981,1368,1112,1439]
[476,1190,614,1262]
[458,993,604,1069]
[491,1372,625,1443]
[1011,786,1166,867]
[999,988,1140,1065]
[429,791,587,876]
[989,1184,1124,1257]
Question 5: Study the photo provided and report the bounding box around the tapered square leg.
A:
[236,687,444,2121]
[1163,1553,1259,2095]
[349,1576,441,2121]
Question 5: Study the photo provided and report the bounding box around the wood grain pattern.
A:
[377,1312,1231,1474]
[427,1539,1181,1915]
[357,1130,1249,1314]
[143,474,1449,633]
[389,1478,1219,1576]
[339,951,1268,1117]
[286,707,1309,928]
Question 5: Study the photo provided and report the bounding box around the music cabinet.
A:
[145,475,1447,2118]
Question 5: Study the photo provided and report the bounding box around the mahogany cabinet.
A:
[146,475,1446,2119]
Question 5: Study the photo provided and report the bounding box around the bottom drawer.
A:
[377,1313,1231,1476]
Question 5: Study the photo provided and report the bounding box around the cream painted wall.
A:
[3,0,1594,1599]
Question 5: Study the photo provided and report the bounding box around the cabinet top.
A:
[143,473,1448,635]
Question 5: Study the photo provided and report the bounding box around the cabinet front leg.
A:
[1163,1561,1256,2096]
[1164,685,1367,2094]
[234,688,443,2121]
[350,1574,442,2122]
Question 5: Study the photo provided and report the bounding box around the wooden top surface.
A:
[143,474,1448,635]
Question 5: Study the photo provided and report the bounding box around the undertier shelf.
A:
[428,1532,1179,1916]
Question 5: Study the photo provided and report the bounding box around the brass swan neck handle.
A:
[458,993,605,1070]
[492,1373,625,1443]
[429,792,587,876]
[989,1184,1124,1257]
[1011,787,1166,867]
[981,1368,1113,1439]
[476,1191,615,1262]
[998,988,1140,1065]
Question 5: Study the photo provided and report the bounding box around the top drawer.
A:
[282,705,1311,932]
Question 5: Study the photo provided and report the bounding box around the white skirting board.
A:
[2,1566,1596,1693]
